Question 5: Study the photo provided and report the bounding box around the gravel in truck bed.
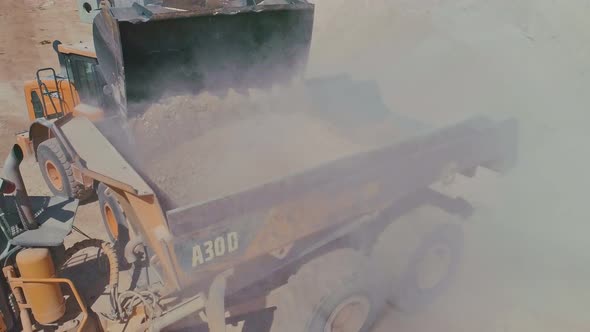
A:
[128,87,399,209]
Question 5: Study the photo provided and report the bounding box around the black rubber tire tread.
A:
[37,138,93,200]
[60,238,120,317]
[97,183,128,242]
[268,249,380,332]
[61,239,119,289]
[306,278,381,332]
[370,206,464,313]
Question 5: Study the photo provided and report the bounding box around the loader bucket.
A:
[92,1,315,116]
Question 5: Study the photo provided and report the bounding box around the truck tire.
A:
[305,278,382,332]
[268,249,383,332]
[370,207,464,313]
[393,222,463,313]
[97,183,130,260]
[37,138,93,200]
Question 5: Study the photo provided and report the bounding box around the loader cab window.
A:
[65,55,101,106]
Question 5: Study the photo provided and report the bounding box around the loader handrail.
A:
[35,68,65,119]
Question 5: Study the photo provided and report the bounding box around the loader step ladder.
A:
[36,68,65,120]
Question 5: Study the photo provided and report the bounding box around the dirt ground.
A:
[1,0,590,331]
[0,0,91,159]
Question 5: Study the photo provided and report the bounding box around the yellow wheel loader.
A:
[6,1,518,331]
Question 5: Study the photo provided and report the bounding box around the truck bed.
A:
[55,75,517,258]
[129,78,422,209]
[166,113,517,278]
[53,83,517,283]
[137,110,412,209]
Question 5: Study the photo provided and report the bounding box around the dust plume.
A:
[106,0,590,330]
[304,0,590,331]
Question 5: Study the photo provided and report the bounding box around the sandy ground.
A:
[0,0,101,247]
[0,0,91,159]
[1,0,590,331]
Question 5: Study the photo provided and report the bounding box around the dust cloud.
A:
[303,0,590,331]
[115,0,589,330]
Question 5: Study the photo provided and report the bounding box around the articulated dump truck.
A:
[2,1,518,331]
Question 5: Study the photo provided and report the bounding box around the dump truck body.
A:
[49,95,517,296]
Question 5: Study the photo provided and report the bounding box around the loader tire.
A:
[268,249,383,332]
[97,183,130,260]
[370,207,464,313]
[37,138,93,200]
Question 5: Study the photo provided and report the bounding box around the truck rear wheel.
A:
[37,138,93,200]
[392,222,463,313]
[268,249,383,332]
[371,207,464,313]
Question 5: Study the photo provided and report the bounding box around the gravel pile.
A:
[128,88,370,209]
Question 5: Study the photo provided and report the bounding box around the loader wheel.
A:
[37,138,93,200]
[268,249,383,332]
[98,183,129,259]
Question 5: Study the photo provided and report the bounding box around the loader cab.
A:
[23,40,104,122]
[58,42,102,106]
